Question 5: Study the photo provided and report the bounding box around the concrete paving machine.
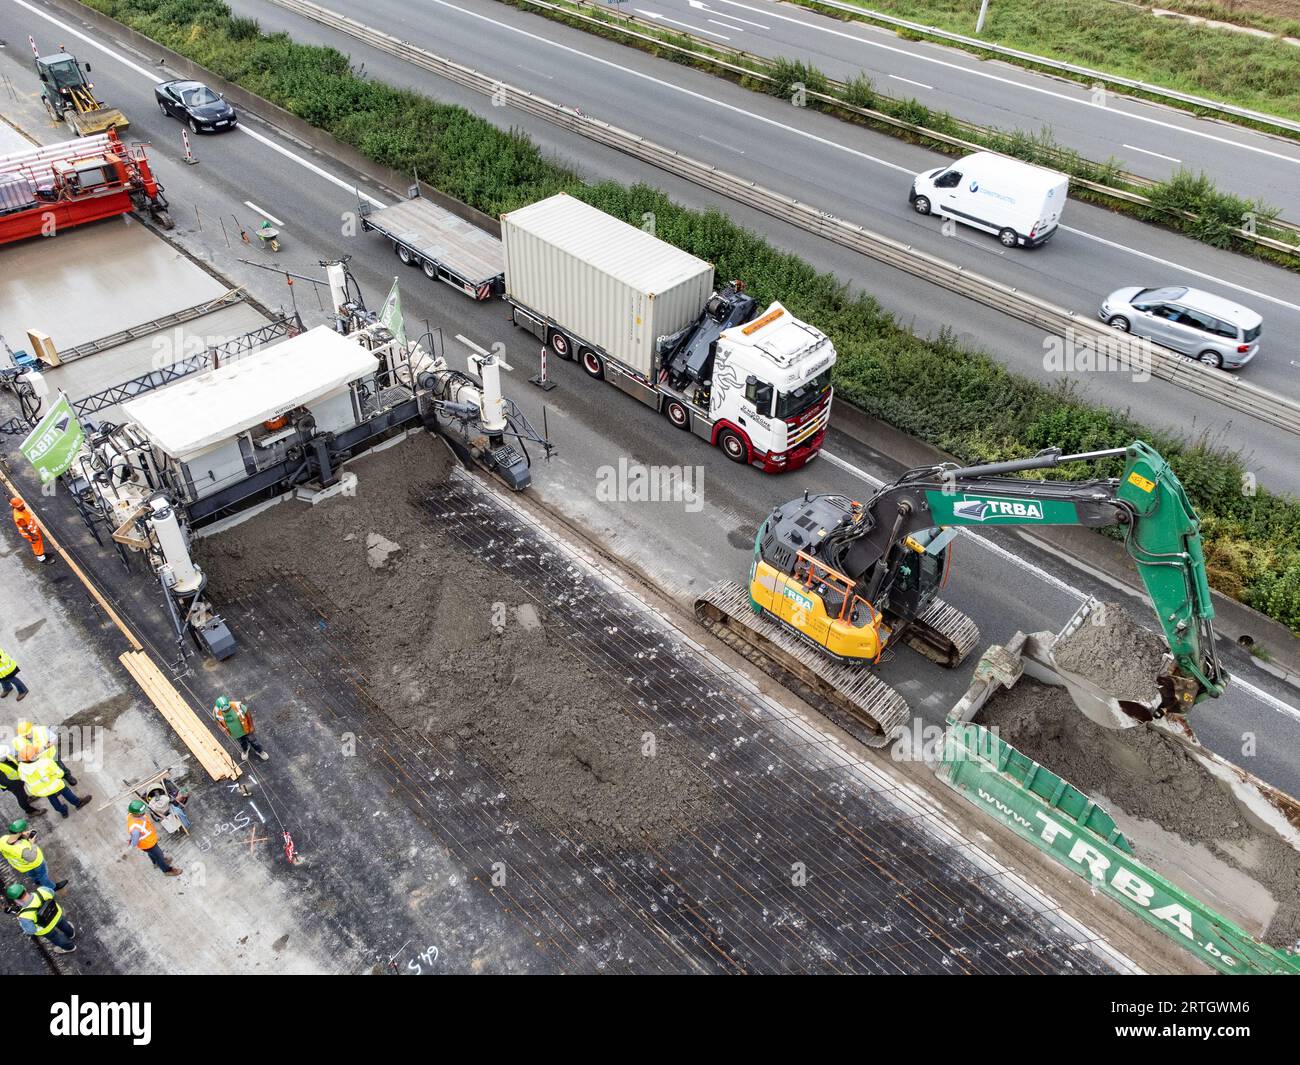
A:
[16,263,548,662]
[696,442,1226,744]
[31,38,129,136]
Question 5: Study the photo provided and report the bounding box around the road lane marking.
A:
[817,449,1300,722]
[706,0,1300,168]
[1123,143,1181,164]
[635,8,731,38]
[244,201,286,226]
[688,0,768,27]
[888,74,933,91]
[12,0,385,208]
[707,19,747,31]
[1062,226,1300,315]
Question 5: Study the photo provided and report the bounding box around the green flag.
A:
[379,277,407,348]
[19,392,84,483]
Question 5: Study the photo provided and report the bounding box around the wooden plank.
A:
[119,651,240,781]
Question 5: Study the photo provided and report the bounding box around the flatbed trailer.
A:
[359,194,504,301]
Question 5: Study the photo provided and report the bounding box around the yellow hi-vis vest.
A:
[0,833,42,872]
[18,887,61,936]
[0,757,19,782]
[16,757,64,798]
[0,650,16,679]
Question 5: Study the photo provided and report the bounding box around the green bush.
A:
[84,0,1300,632]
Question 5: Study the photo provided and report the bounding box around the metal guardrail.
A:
[798,0,1300,139]
[530,0,1300,257]
[271,0,1300,436]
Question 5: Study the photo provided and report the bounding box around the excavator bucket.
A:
[941,622,1300,974]
[68,107,129,137]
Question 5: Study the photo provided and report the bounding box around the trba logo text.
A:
[50,998,152,1045]
[952,497,1044,522]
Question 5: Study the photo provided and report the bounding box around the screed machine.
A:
[697,442,1226,744]
[5,263,549,663]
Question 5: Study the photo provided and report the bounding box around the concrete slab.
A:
[42,303,269,422]
[0,116,34,155]
[0,218,228,355]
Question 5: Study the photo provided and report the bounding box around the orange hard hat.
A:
[9,498,23,508]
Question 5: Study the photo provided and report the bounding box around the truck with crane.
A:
[696,442,1226,744]
[502,194,836,472]
[30,37,129,137]
[0,130,171,245]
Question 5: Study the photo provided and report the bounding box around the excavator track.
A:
[695,582,910,747]
[898,598,982,668]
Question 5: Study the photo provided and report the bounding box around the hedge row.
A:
[84,0,1300,632]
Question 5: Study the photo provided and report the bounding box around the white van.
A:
[909,152,1068,248]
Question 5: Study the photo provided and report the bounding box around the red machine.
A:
[0,130,171,245]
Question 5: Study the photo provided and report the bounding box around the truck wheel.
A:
[548,330,573,361]
[580,350,604,380]
[717,428,749,464]
[998,227,1018,248]
[397,245,414,266]
[664,399,690,431]
[912,195,931,216]
[423,260,437,280]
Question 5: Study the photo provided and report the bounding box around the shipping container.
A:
[501,193,714,377]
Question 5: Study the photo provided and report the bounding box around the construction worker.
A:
[6,882,76,953]
[15,720,76,784]
[125,800,181,877]
[9,497,50,564]
[213,695,268,761]
[0,648,29,701]
[0,820,66,893]
[16,748,90,818]
[0,747,44,818]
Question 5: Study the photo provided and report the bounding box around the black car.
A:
[154,79,238,133]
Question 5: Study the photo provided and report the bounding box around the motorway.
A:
[1,0,1298,806]
[215,0,1300,497]
[594,0,1300,218]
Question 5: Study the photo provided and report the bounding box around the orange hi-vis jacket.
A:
[126,812,158,850]
[12,505,40,544]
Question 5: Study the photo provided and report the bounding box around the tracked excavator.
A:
[696,441,1227,745]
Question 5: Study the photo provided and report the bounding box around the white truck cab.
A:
[910,152,1068,249]
[706,303,836,471]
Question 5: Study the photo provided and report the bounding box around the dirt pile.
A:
[201,434,715,849]
[1051,601,1167,703]
[980,678,1300,950]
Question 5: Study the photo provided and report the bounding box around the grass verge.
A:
[797,0,1300,126]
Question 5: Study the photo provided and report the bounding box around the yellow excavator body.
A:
[748,554,885,663]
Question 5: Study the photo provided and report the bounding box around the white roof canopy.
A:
[122,326,376,461]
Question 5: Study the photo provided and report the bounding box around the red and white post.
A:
[181,129,198,166]
[530,344,556,391]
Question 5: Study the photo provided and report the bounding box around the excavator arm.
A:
[823,441,1225,704]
